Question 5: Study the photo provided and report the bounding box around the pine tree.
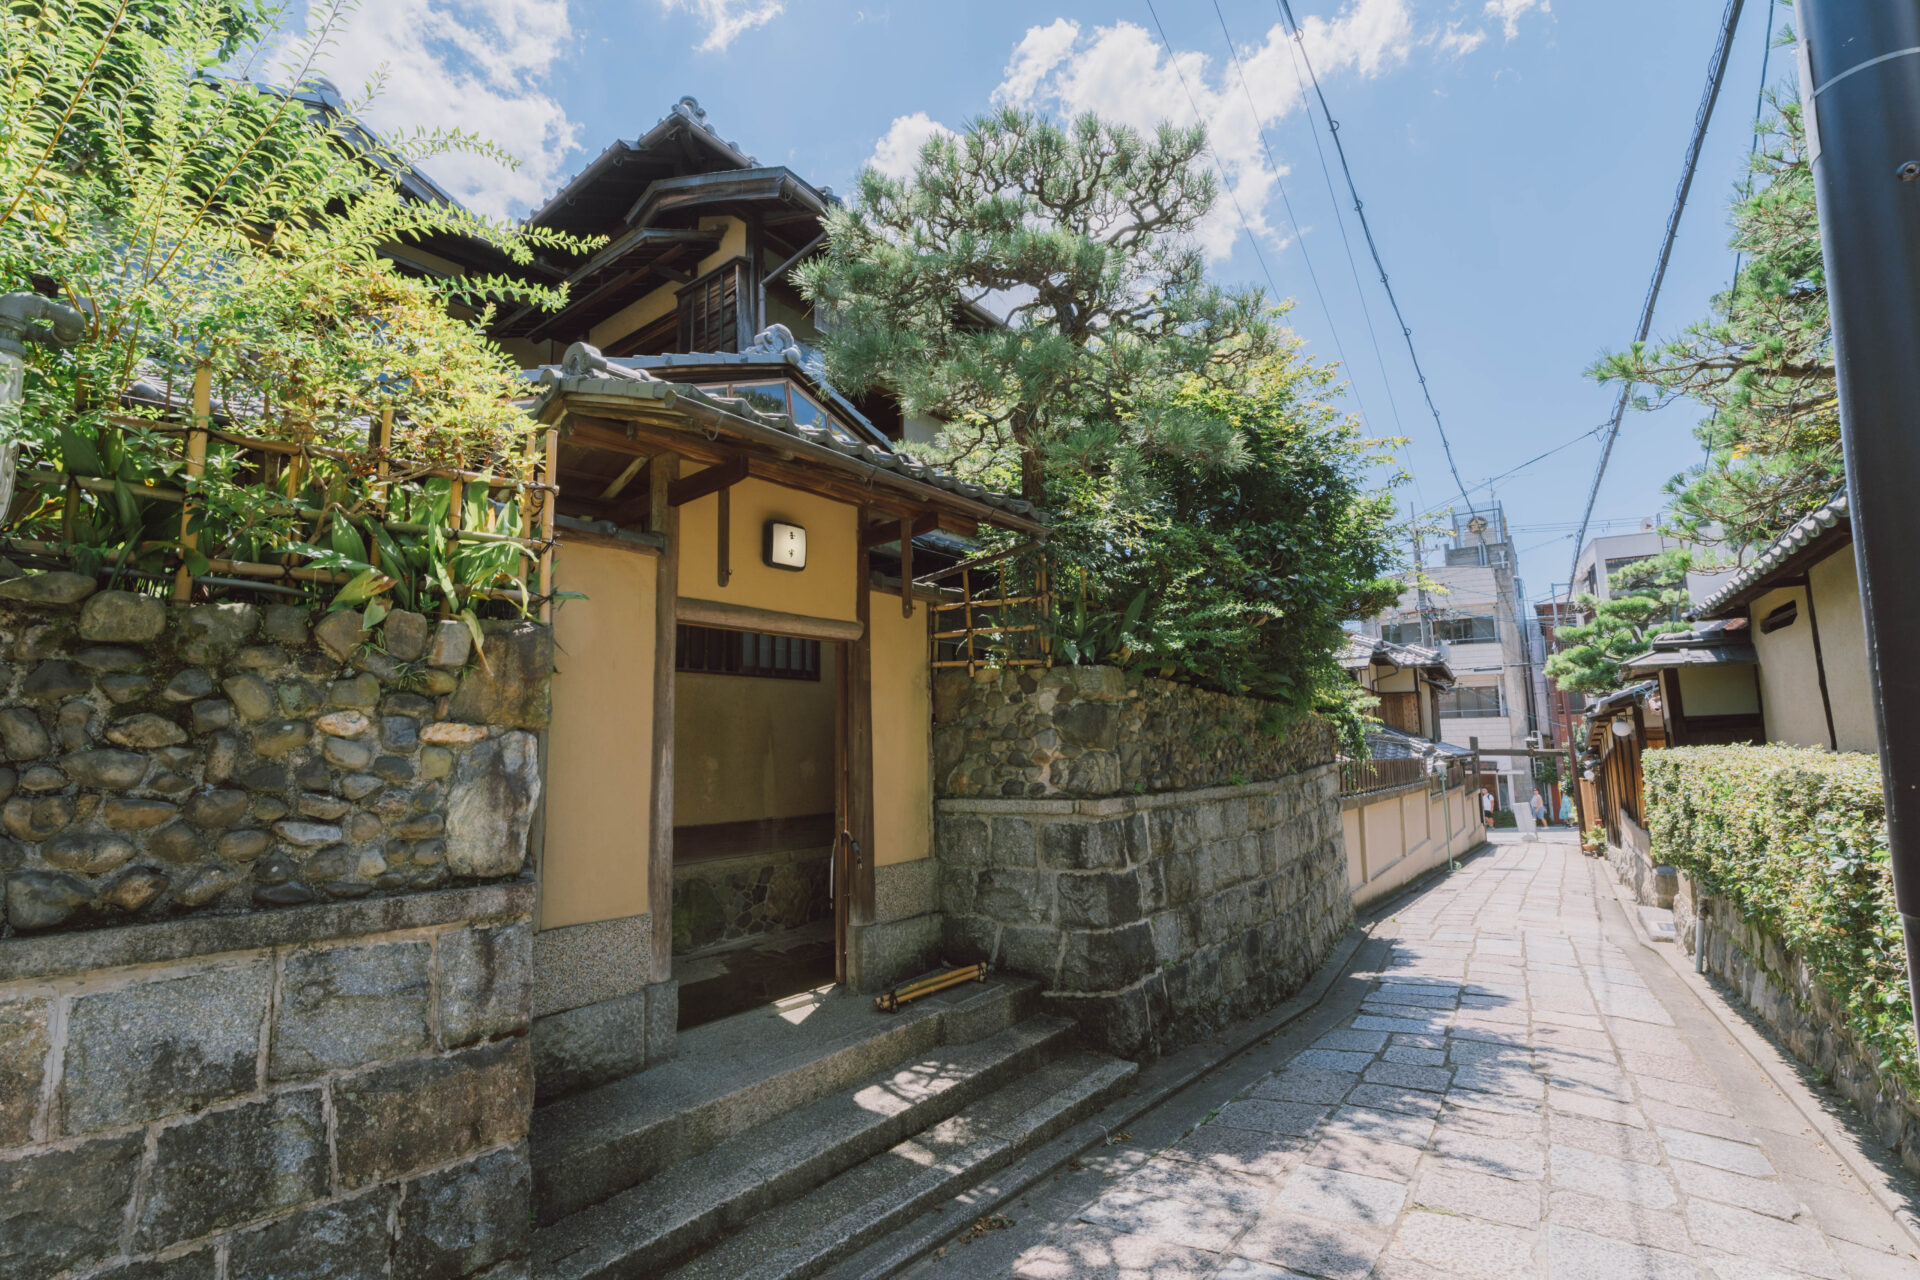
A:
[1544,551,1694,696]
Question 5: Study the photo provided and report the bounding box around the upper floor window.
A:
[1438,685,1506,719]
[678,261,746,353]
[1433,615,1498,645]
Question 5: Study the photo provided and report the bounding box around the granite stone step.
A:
[653,1049,1137,1280]
[532,976,1038,1226]
[536,1015,1096,1280]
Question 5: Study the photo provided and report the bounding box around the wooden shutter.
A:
[677,262,742,353]
[1378,692,1421,734]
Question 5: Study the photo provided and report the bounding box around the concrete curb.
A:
[1591,854,1920,1254]
[822,919,1385,1280]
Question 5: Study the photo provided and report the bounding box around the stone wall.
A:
[1682,891,1920,1178]
[0,883,534,1280]
[0,574,548,934]
[671,846,831,954]
[934,666,1348,1059]
[933,666,1334,800]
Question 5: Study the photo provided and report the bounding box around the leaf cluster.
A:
[1644,745,1913,1091]
[1543,549,1693,696]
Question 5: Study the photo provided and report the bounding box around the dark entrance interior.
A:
[672,624,840,1029]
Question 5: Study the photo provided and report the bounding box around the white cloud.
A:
[300,0,578,218]
[1438,22,1488,57]
[1484,0,1548,41]
[994,18,1079,108]
[991,3,1419,261]
[657,0,786,53]
[869,112,956,180]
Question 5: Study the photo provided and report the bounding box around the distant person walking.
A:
[1481,788,1494,823]
[1560,792,1575,827]
[1531,791,1548,827]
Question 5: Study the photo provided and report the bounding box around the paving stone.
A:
[1363,1060,1452,1093]
[1251,1067,1358,1105]
[1214,1098,1330,1137]
[1430,1129,1546,1181]
[1685,1199,1846,1279]
[1413,1165,1541,1227]
[1273,1163,1407,1229]
[1548,1113,1665,1164]
[1447,1037,1531,1066]
[1302,1133,1424,1182]
[1657,1126,1774,1177]
[1637,1072,1735,1116]
[1353,1014,1445,1036]
[1642,1098,1756,1145]
[1290,1047,1375,1073]
[1077,1188,1249,1252]
[1116,1158,1271,1216]
[1237,1208,1384,1280]
[1011,1223,1221,1279]
[1162,1124,1307,1179]
[1545,1189,1686,1251]
[1391,1210,1537,1278]
[1668,1159,1807,1221]
[1346,1083,1443,1118]
[1450,1062,1546,1099]
[1383,1045,1447,1067]
[1319,1105,1434,1149]
[1549,1086,1648,1129]
[1312,1029,1388,1053]
[1617,1047,1706,1083]
[1547,1224,1696,1280]
[1548,1143,1677,1209]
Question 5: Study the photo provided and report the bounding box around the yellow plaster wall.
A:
[541,541,657,929]
[1345,781,1478,910]
[871,598,932,867]
[674,666,837,828]
[1675,664,1760,719]
[1370,667,1418,693]
[1809,549,1879,753]
[677,475,859,622]
[1752,584,1832,749]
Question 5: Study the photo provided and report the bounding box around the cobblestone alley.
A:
[901,832,1920,1280]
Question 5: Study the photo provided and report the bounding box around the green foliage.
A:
[1644,745,1912,1090]
[1532,754,1561,790]
[1490,808,1516,830]
[1543,549,1693,696]
[800,107,1404,750]
[795,107,1286,498]
[1592,26,1834,551]
[0,0,590,614]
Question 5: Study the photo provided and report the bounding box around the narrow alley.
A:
[901,833,1920,1280]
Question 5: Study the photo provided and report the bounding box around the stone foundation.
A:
[671,845,830,953]
[1682,890,1920,1178]
[0,883,534,1280]
[529,913,676,1103]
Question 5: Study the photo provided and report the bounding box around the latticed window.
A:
[675,625,821,680]
[677,262,744,352]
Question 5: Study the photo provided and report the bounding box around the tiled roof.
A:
[1339,633,1452,678]
[1689,495,1849,620]
[530,332,1038,520]
[1366,727,1470,760]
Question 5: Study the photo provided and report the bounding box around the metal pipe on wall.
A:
[1792,0,1920,1054]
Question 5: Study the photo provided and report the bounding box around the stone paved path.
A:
[903,833,1920,1280]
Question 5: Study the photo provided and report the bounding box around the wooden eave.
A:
[539,384,1042,538]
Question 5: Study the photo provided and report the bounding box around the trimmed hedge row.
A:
[1643,745,1914,1088]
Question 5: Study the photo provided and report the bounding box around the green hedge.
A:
[1643,745,1913,1088]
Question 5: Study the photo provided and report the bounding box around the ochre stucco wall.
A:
[1676,663,1761,719]
[871,597,932,867]
[677,475,859,623]
[1752,584,1830,751]
[1809,550,1878,753]
[674,666,837,828]
[542,541,657,928]
[1344,782,1479,910]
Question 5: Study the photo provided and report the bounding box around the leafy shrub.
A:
[1490,808,1516,829]
[1643,745,1913,1088]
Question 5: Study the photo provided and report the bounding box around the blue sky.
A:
[320,0,1786,604]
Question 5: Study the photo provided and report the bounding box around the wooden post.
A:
[538,428,558,623]
[648,454,680,982]
[898,514,913,618]
[717,483,731,589]
[849,507,876,931]
[834,642,851,987]
[441,475,464,617]
[376,408,393,514]
[173,364,211,602]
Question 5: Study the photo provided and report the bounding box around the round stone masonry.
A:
[0,580,551,936]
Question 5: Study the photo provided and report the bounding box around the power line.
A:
[1140,0,1378,437]
[1565,0,1747,593]
[1418,420,1611,520]
[1272,0,1474,512]
[1202,0,1373,429]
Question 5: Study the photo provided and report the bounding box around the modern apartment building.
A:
[1566,522,1736,606]
[1360,505,1541,813]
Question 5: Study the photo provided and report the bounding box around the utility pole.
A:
[1792,1,1920,1051]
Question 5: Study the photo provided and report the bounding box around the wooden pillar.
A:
[648,454,680,981]
[849,508,876,928]
[173,364,210,602]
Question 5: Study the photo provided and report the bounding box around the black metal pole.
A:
[1793,0,1920,1050]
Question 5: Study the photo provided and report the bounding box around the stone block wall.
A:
[934,666,1334,800]
[934,666,1349,1059]
[671,846,831,953]
[0,883,534,1280]
[0,575,548,935]
[1683,891,1920,1178]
